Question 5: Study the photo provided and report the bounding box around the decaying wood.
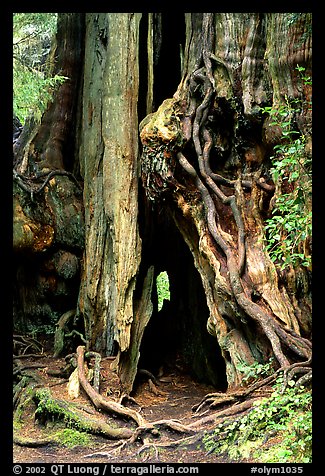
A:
[13,435,57,448]
[33,387,134,440]
[116,266,154,393]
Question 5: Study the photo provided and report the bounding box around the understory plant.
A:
[262,66,312,270]
[237,358,275,386]
[203,372,312,463]
[13,13,68,124]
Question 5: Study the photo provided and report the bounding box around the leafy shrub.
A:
[261,67,312,270]
[203,372,312,463]
[237,358,275,386]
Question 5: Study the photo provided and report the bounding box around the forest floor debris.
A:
[13,353,228,463]
[13,345,305,464]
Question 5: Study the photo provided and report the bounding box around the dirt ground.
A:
[13,354,235,464]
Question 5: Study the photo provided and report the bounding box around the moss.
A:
[53,428,91,448]
[14,382,39,424]
[140,98,184,148]
[45,179,85,250]
[35,388,91,432]
[33,388,134,440]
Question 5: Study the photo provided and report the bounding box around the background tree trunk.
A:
[13,14,85,338]
[13,12,312,393]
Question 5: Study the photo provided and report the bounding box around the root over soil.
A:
[13,344,311,463]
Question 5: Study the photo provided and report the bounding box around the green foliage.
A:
[13,13,67,124]
[156,271,170,311]
[237,358,275,386]
[203,372,312,463]
[261,67,312,270]
[13,13,58,33]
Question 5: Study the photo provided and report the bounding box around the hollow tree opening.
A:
[138,212,227,390]
[156,271,170,312]
[138,12,185,122]
[139,13,312,391]
[153,13,185,109]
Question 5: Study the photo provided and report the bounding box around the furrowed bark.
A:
[77,14,142,354]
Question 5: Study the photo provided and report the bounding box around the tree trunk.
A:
[139,13,312,388]
[13,13,85,336]
[77,13,143,355]
[13,13,312,393]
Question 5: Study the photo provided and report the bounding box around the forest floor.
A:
[13,354,231,464]
[13,351,276,465]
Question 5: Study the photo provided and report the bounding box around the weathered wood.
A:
[76,345,146,427]
[13,13,312,394]
[77,14,142,355]
[116,266,154,394]
[140,13,312,388]
[13,14,85,332]
[34,387,134,440]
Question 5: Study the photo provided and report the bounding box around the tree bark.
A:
[13,13,85,334]
[140,13,312,387]
[77,13,143,355]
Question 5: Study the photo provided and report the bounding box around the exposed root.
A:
[192,393,239,413]
[13,434,57,447]
[189,398,259,430]
[83,440,137,459]
[137,368,160,387]
[76,345,147,428]
[192,359,312,413]
[148,379,167,396]
[14,334,44,355]
[13,345,312,459]
[149,419,194,435]
[281,358,312,393]
[174,44,312,368]
[137,443,160,461]
[33,387,134,440]
[119,394,141,408]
